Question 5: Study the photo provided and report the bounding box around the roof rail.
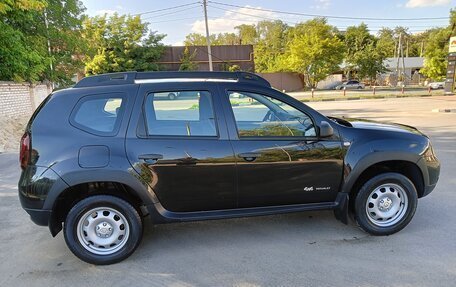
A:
[73,71,271,88]
[73,72,136,88]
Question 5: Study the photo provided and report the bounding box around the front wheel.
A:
[64,195,143,265]
[355,173,418,236]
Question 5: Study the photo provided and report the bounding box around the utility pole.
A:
[202,0,213,71]
[396,33,402,84]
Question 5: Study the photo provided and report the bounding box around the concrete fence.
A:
[0,82,51,118]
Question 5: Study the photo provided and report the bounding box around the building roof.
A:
[384,57,424,69]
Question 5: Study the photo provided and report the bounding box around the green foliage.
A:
[228,64,241,72]
[376,28,396,58]
[344,23,386,81]
[0,0,46,14]
[0,0,47,82]
[421,28,451,80]
[184,33,209,45]
[40,0,86,85]
[0,0,85,85]
[179,47,198,71]
[235,24,257,44]
[421,9,456,80]
[283,19,345,88]
[219,61,242,72]
[254,20,289,72]
[82,14,166,75]
[184,32,240,45]
[0,19,46,82]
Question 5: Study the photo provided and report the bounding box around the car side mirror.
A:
[319,121,334,138]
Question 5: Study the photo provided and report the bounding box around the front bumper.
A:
[417,146,440,198]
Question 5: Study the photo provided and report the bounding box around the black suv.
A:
[19,72,440,264]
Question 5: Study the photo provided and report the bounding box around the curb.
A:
[300,94,437,103]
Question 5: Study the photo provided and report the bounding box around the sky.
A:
[80,0,456,45]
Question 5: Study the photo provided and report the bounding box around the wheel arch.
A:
[46,169,157,236]
[344,159,425,213]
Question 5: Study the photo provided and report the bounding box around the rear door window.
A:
[144,91,217,137]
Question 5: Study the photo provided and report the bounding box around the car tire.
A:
[357,86,363,89]
[64,195,143,265]
[168,93,177,100]
[355,173,418,236]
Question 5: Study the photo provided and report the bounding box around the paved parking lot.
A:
[0,96,455,287]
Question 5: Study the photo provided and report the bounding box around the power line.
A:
[207,5,297,25]
[141,5,201,21]
[207,5,444,33]
[208,1,450,21]
[132,2,200,17]
[146,16,202,24]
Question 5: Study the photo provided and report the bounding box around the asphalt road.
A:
[0,97,455,287]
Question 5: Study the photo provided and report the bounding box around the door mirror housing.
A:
[319,121,334,138]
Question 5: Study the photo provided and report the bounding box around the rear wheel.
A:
[64,195,143,265]
[355,173,417,235]
[168,93,177,100]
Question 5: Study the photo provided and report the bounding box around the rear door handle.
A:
[238,152,261,162]
[139,154,163,164]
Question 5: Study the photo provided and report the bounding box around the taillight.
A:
[20,133,30,170]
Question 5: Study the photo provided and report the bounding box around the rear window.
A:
[70,93,126,136]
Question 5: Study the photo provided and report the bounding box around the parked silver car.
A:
[428,82,445,90]
[335,80,365,90]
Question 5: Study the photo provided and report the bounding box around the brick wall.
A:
[0,82,51,118]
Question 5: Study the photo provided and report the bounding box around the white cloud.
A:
[311,0,331,10]
[191,6,276,34]
[405,0,451,8]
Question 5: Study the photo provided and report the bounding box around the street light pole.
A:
[202,0,213,71]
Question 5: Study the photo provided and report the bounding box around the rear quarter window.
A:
[70,93,126,136]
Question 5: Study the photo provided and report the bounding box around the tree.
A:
[35,0,86,85]
[184,33,209,46]
[344,23,375,63]
[421,10,456,80]
[0,0,46,13]
[0,0,86,85]
[235,24,257,44]
[0,0,47,82]
[179,47,198,71]
[82,13,166,75]
[184,32,240,45]
[254,20,289,72]
[421,28,450,80]
[283,19,345,88]
[343,23,386,82]
[376,28,396,58]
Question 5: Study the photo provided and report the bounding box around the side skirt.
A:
[147,196,349,224]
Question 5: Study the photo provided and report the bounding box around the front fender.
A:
[341,138,427,195]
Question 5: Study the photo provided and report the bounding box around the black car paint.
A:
[18,72,440,236]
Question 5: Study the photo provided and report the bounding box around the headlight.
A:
[423,144,437,162]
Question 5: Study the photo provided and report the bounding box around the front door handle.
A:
[139,154,163,164]
[238,152,261,162]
